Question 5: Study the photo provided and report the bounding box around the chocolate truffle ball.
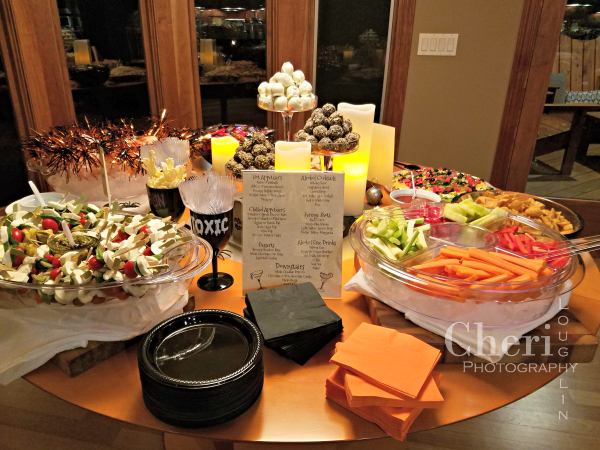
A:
[319,137,333,150]
[267,153,275,164]
[334,137,348,148]
[313,125,328,139]
[242,139,253,151]
[240,152,254,168]
[345,132,359,149]
[252,133,266,144]
[252,144,267,158]
[248,166,258,170]
[328,112,343,127]
[311,108,323,118]
[306,135,318,144]
[264,140,274,151]
[343,118,352,134]
[322,103,336,117]
[327,124,344,140]
[312,113,327,127]
[254,154,270,169]
[232,163,244,178]
[233,152,242,163]
[269,165,275,170]
[295,131,310,142]
[304,119,315,134]
[225,158,237,171]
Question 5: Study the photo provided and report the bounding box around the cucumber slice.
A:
[96,247,105,263]
[37,291,54,303]
[133,261,142,276]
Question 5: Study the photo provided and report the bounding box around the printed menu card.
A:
[242,171,344,298]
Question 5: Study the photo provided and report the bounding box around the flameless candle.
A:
[274,141,311,171]
[333,103,376,216]
[368,123,395,188]
[211,136,239,176]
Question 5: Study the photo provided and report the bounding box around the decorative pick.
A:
[28,181,46,207]
[98,146,112,205]
[410,171,416,201]
[61,221,76,248]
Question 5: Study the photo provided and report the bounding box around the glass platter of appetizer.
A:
[0,196,212,305]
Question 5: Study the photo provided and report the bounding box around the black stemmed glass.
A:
[190,208,234,291]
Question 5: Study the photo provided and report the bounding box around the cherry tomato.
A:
[115,290,130,301]
[12,247,24,267]
[17,288,29,295]
[11,228,23,243]
[123,260,137,279]
[117,229,128,241]
[112,237,124,244]
[79,218,87,226]
[35,292,44,304]
[78,213,85,218]
[42,218,59,233]
[91,295,106,305]
[45,254,54,263]
[52,257,61,269]
[31,267,38,275]
[88,255,104,270]
[143,247,153,256]
[50,268,62,280]
[140,226,151,235]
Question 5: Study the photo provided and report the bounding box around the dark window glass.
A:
[195,0,267,128]
[316,0,392,122]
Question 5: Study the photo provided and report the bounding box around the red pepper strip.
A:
[497,227,515,234]
[524,233,536,242]
[499,235,515,251]
[524,236,533,254]
[532,242,549,251]
[515,235,529,255]
[512,225,519,233]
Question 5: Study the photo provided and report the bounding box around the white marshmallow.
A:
[277,73,294,88]
[300,96,314,110]
[286,85,299,99]
[273,96,288,111]
[292,70,305,86]
[269,72,281,84]
[299,81,312,96]
[288,96,302,111]
[258,81,270,96]
[281,62,294,76]
[270,82,284,97]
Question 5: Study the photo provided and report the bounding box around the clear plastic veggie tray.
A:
[0,211,213,306]
[349,206,584,326]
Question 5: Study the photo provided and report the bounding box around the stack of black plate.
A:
[138,310,264,428]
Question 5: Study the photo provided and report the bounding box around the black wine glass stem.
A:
[212,251,219,282]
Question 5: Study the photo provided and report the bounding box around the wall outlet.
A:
[417,34,458,56]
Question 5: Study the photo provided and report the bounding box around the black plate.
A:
[138,310,264,427]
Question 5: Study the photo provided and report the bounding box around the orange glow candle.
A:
[333,103,376,216]
[274,141,311,171]
[211,136,239,176]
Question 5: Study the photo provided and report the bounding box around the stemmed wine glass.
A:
[190,208,234,291]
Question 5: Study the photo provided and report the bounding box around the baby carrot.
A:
[462,260,513,276]
[411,258,461,270]
[468,248,538,278]
[440,247,470,259]
[494,252,546,273]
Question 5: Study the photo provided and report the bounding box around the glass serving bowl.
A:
[349,207,584,326]
[256,94,318,113]
[0,225,213,305]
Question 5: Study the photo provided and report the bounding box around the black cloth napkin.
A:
[244,283,343,365]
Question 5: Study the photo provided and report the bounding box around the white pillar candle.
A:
[211,136,239,176]
[274,141,311,171]
[333,103,376,216]
[368,123,395,188]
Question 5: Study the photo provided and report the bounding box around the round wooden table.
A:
[23,253,600,448]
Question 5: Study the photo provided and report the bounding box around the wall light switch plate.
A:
[417,34,458,56]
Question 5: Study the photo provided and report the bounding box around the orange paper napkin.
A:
[329,323,441,398]
[344,369,444,409]
[326,368,423,441]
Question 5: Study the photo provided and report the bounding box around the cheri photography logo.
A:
[444,297,575,419]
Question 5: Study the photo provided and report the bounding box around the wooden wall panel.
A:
[491,0,566,191]
[583,39,595,90]
[381,0,416,155]
[266,0,315,141]
[559,33,572,89]
[571,38,583,91]
[140,0,202,129]
[0,0,75,137]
